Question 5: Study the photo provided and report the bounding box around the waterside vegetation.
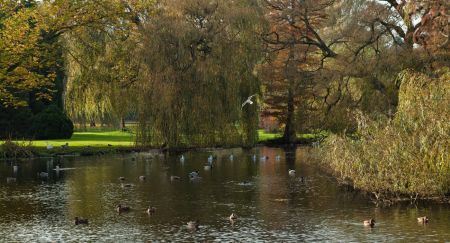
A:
[319,69,450,203]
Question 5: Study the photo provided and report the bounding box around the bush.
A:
[31,105,74,139]
[320,69,450,200]
[0,140,35,159]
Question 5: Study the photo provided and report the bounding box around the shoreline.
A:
[0,136,322,160]
[2,140,449,205]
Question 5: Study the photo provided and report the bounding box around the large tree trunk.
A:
[283,80,296,144]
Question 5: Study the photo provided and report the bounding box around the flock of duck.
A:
[72,153,253,230]
[5,152,431,230]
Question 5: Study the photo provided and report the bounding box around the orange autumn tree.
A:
[260,0,337,143]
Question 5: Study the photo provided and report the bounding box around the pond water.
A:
[1,147,449,242]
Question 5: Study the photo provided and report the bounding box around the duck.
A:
[417,216,429,224]
[6,177,17,183]
[288,169,296,176]
[74,217,89,225]
[147,206,156,215]
[139,176,146,181]
[189,171,199,178]
[170,175,181,181]
[204,164,212,170]
[229,213,238,221]
[187,220,200,231]
[38,172,49,178]
[180,155,185,163]
[121,183,133,188]
[260,156,269,161]
[119,177,126,181]
[207,155,213,163]
[229,154,234,161]
[13,165,18,173]
[61,143,69,149]
[363,218,375,227]
[252,154,257,161]
[116,204,131,213]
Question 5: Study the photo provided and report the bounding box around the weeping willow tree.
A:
[135,0,266,148]
[63,27,140,129]
[58,0,153,129]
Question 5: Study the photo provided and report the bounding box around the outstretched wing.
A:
[241,100,249,109]
[241,94,257,109]
[248,94,257,100]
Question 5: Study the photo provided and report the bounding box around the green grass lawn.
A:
[4,129,325,149]
[258,130,282,141]
[17,131,135,148]
[257,130,327,142]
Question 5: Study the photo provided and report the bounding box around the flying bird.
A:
[241,94,257,109]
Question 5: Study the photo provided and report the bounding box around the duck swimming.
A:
[229,213,238,221]
[74,217,89,225]
[147,206,156,215]
[189,171,199,178]
[363,218,375,227]
[417,216,429,224]
[187,220,200,231]
[116,204,131,213]
[121,183,133,188]
[38,172,49,178]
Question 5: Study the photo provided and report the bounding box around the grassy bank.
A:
[26,131,135,148]
[0,131,135,159]
[1,129,324,159]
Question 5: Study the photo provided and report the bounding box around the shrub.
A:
[0,140,35,159]
[31,105,74,139]
[320,69,450,200]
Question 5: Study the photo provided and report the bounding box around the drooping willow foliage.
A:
[63,27,139,129]
[135,0,265,147]
[63,0,266,147]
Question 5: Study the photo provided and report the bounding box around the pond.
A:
[1,147,449,242]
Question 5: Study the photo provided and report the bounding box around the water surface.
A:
[1,147,449,242]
